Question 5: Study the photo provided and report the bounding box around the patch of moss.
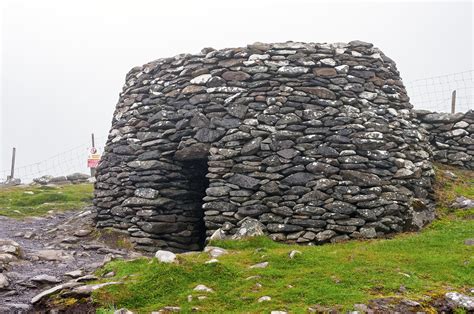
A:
[94,228,135,250]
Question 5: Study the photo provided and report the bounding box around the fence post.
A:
[451,90,456,114]
[8,147,16,180]
[90,133,96,177]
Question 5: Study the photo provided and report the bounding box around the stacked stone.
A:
[33,173,91,185]
[94,41,435,253]
[415,110,473,169]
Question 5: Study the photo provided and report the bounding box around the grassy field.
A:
[0,183,93,218]
[91,165,474,313]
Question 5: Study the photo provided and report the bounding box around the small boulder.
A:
[209,228,227,240]
[258,296,272,302]
[0,239,22,257]
[289,250,301,259]
[34,249,73,262]
[232,217,265,240]
[445,292,474,311]
[155,250,176,263]
[204,246,227,258]
[451,196,474,209]
[0,273,9,289]
[205,259,219,264]
[30,274,61,284]
[74,229,92,237]
[193,284,213,293]
[65,270,84,278]
[250,262,268,269]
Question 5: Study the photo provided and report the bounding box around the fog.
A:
[1,0,472,177]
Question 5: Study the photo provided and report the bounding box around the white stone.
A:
[190,74,212,85]
[205,259,219,264]
[65,270,84,278]
[335,65,349,73]
[134,188,159,199]
[453,121,469,129]
[114,309,134,314]
[250,262,268,269]
[446,129,469,138]
[243,60,256,66]
[289,250,301,259]
[320,58,336,66]
[209,228,226,240]
[31,274,61,284]
[265,60,290,67]
[0,253,17,263]
[258,296,272,302]
[370,53,382,60]
[387,108,398,116]
[207,86,246,93]
[249,54,270,61]
[445,292,474,311]
[193,284,214,293]
[277,66,309,76]
[231,217,265,239]
[359,91,378,100]
[34,250,73,262]
[0,273,9,289]
[155,250,177,263]
[204,246,227,258]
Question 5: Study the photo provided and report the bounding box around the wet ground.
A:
[0,208,141,313]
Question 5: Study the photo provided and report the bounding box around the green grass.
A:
[0,183,93,218]
[93,219,473,313]
[92,165,474,313]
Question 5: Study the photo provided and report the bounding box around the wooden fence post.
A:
[451,90,456,114]
[7,147,16,180]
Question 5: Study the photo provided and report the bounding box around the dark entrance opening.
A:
[180,159,209,250]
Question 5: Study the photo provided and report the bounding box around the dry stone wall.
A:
[94,41,436,252]
[416,110,473,169]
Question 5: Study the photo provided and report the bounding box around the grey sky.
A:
[1,0,473,176]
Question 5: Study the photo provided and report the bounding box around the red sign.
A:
[88,159,100,168]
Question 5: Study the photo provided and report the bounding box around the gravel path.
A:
[0,208,141,313]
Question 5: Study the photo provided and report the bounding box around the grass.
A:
[433,163,474,219]
[0,183,93,218]
[91,164,474,313]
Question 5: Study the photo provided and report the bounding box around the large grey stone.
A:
[229,174,260,190]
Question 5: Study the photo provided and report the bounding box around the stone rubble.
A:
[416,110,473,169]
[445,292,474,311]
[154,250,177,263]
[32,173,92,185]
[0,209,143,312]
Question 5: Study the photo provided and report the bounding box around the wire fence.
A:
[0,136,106,183]
[405,70,473,113]
[1,71,473,183]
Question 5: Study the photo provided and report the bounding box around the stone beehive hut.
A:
[94,41,436,252]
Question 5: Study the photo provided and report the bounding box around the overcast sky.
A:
[0,0,473,177]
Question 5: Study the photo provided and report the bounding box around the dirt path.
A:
[0,208,141,313]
